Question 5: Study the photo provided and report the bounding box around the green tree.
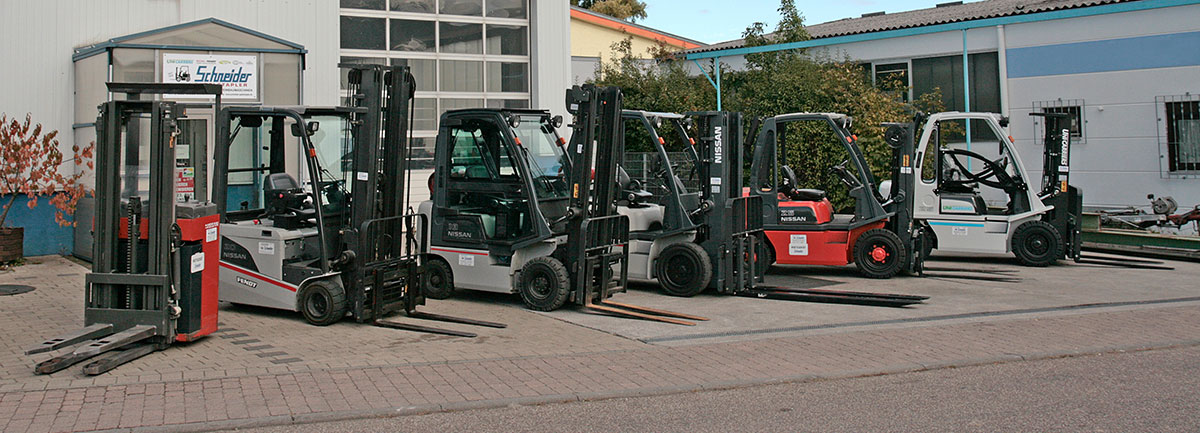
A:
[591,0,945,209]
[571,0,648,21]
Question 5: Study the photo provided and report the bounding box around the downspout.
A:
[963,29,972,154]
[693,57,722,111]
[997,25,1010,117]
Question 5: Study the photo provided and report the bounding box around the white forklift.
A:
[906,111,1082,266]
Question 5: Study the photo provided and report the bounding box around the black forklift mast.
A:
[1031,111,1083,261]
[562,84,630,305]
[686,111,763,294]
[881,120,926,275]
[28,82,223,375]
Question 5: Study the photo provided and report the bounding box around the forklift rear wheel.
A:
[656,243,712,297]
[519,257,570,311]
[853,229,906,279]
[298,280,348,326]
[423,258,455,300]
[1012,220,1063,267]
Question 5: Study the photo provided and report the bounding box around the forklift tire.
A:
[755,238,775,277]
[423,258,455,300]
[519,257,570,311]
[1012,220,1063,267]
[298,280,348,326]
[656,243,713,297]
[853,229,907,279]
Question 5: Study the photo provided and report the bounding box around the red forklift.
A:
[747,113,926,279]
[27,83,223,375]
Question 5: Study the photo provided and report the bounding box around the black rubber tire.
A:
[519,256,570,311]
[655,243,713,297]
[853,228,907,279]
[423,258,455,300]
[297,279,347,326]
[1012,220,1063,267]
[755,237,775,277]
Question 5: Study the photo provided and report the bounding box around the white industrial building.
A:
[685,0,1200,209]
[0,0,570,257]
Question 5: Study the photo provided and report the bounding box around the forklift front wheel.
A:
[423,258,455,300]
[297,280,348,326]
[518,257,570,311]
[656,243,713,297]
[1011,220,1063,267]
[853,229,906,279]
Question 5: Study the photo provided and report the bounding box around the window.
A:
[487,0,527,18]
[340,16,386,50]
[341,0,384,10]
[440,61,483,92]
[874,63,909,101]
[1164,99,1200,172]
[391,58,436,92]
[389,0,433,13]
[1033,100,1084,141]
[412,98,438,131]
[390,19,436,52]
[912,52,1000,114]
[486,99,530,109]
[441,0,482,16]
[440,22,483,54]
[487,62,529,93]
[486,25,528,56]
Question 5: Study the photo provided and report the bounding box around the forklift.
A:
[212,65,503,337]
[419,85,705,324]
[907,111,1082,266]
[27,83,223,375]
[619,110,926,306]
[747,113,926,279]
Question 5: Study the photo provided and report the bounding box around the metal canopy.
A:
[73,18,307,62]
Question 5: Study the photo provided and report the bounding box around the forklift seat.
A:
[264,173,316,227]
[788,189,827,202]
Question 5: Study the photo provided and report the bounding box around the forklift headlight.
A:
[508,115,521,129]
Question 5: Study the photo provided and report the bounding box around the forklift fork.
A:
[31,325,158,375]
[584,299,710,326]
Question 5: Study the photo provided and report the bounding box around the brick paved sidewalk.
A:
[1,304,1198,433]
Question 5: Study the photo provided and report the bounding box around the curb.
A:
[91,338,1200,433]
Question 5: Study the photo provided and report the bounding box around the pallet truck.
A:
[907,112,1082,266]
[418,85,705,325]
[27,83,223,375]
[747,113,927,280]
[212,65,503,337]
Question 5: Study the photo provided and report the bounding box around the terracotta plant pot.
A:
[0,227,24,262]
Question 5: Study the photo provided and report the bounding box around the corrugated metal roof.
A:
[686,0,1138,54]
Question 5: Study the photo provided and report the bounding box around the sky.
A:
[638,0,970,44]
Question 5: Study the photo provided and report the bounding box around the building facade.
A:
[570,6,703,84]
[686,0,1200,209]
[0,0,569,257]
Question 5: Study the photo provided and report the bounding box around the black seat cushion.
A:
[788,188,827,202]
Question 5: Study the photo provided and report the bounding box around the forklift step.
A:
[81,343,157,375]
[407,311,507,329]
[34,325,157,374]
[26,323,113,355]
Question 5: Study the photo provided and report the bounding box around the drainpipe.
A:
[963,29,972,153]
[997,25,1010,117]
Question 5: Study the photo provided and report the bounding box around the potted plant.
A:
[0,113,93,262]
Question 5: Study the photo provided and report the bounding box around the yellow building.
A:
[571,6,704,83]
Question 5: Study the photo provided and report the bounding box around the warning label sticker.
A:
[459,254,475,266]
[788,234,809,256]
[953,226,969,236]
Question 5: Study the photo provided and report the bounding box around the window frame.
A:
[1033,99,1085,143]
[1159,95,1200,175]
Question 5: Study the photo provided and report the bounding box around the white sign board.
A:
[162,53,258,99]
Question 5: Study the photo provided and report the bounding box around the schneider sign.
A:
[162,53,258,99]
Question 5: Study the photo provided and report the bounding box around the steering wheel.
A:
[941,148,1018,191]
[828,160,862,189]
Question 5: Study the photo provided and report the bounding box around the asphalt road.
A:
[227,345,1200,433]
